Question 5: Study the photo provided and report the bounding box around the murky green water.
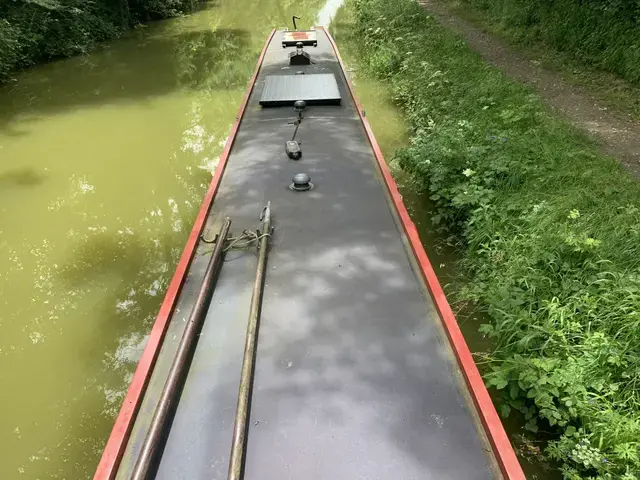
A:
[0,2,326,478]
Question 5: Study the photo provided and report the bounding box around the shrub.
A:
[0,19,20,80]
[128,0,197,21]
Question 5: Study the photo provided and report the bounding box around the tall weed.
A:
[352,0,640,477]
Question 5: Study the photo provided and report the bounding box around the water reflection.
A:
[0,0,326,478]
[174,29,253,89]
[0,167,47,187]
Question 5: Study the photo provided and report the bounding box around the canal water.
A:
[0,0,541,478]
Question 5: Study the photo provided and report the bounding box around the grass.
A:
[441,0,640,121]
[349,0,640,477]
[448,0,640,86]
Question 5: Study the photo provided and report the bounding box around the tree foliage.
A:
[0,0,200,81]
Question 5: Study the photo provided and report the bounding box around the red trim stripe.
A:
[321,26,526,480]
[93,29,276,480]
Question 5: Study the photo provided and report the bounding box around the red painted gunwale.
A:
[93,29,276,480]
[321,26,525,480]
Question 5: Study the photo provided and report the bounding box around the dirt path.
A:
[419,0,640,178]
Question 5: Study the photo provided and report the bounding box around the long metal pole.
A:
[227,204,271,480]
[131,217,232,480]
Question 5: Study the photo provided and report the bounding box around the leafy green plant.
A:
[350,0,640,477]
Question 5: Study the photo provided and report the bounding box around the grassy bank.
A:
[449,0,640,88]
[350,0,640,477]
[0,0,200,82]
[440,0,640,120]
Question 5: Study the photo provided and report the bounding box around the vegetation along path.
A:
[419,0,640,177]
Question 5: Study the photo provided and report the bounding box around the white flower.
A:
[532,201,547,213]
[462,168,475,177]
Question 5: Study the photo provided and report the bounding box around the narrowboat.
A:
[94,25,525,480]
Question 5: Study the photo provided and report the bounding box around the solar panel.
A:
[259,74,342,107]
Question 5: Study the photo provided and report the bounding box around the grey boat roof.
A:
[108,28,516,480]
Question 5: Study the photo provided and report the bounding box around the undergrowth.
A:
[351,0,640,477]
[453,0,640,87]
[0,0,199,83]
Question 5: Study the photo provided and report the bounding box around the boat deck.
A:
[97,28,522,480]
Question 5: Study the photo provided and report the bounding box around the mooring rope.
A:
[201,228,270,251]
[223,229,271,251]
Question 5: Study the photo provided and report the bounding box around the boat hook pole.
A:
[131,217,232,480]
[227,203,272,480]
